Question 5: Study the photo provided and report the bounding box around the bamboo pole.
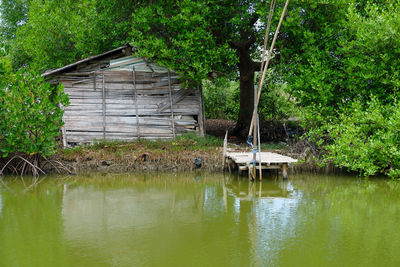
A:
[259,0,277,75]
[249,0,290,137]
[257,114,262,180]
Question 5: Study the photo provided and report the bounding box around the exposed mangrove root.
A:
[0,154,76,177]
[40,159,76,175]
[0,155,45,177]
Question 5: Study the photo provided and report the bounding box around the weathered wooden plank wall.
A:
[61,70,202,144]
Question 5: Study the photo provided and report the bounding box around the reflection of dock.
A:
[225,152,297,179]
[224,177,292,201]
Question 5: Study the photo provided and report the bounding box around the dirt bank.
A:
[51,135,225,173]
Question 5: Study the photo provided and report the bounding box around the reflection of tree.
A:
[0,182,69,267]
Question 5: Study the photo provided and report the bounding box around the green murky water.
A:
[0,172,400,267]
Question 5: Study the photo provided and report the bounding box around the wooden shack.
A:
[43,44,205,146]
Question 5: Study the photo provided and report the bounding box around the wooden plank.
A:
[66,135,174,143]
[64,122,196,130]
[63,108,200,116]
[62,80,180,90]
[66,130,173,136]
[63,115,196,124]
[226,152,297,164]
[67,96,199,105]
[157,88,197,112]
[64,84,180,91]
[65,88,182,96]
[66,125,173,134]
[65,103,200,111]
[65,126,194,134]
[65,107,199,113]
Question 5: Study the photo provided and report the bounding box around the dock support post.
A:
[282,163,288,180]
[222,131,228,171]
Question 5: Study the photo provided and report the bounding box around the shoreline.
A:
[50,140,343,176]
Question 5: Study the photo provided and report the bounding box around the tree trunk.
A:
[233,48,255,139]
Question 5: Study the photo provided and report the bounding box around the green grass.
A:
[260,142,288,151]
[61,133,223,157]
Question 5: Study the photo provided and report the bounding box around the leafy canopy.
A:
[280,0,400,177]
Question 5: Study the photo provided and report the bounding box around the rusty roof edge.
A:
[42,43,132,77]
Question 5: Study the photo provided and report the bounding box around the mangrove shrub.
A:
[321,99,400,179]
[0,58,68,158]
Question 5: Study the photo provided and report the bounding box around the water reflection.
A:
[0,173,400,267]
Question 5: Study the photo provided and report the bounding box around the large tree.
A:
[8,0,137,70]
[0,0,30,40]
[130,0,282,137]
[5,0,286,136]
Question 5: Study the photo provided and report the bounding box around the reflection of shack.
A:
[62,186,203,240]
[61,185,206,266]
[43,43,205,146]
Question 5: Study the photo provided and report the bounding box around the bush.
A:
[315,98,400,179]
[203,78,238,120]
[0,65,69,158]
[203,76,297,121]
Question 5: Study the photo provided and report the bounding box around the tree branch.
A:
[229,35,257,50]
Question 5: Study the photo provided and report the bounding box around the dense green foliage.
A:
[8,0,135,70]
[0,50,68,158]
[280,0,400,118]
[0,0,29,40]
[203,76,296,121]
[321,99,400,178]
[1,0,400,177]
[130,0,237,84]
[203,79,239,120]
[279,0,400,177]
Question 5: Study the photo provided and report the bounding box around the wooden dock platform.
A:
[225,152,297,180]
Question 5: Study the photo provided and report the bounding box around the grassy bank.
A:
[53,133,226,173]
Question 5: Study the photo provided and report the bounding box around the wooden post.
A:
[222,178,227,212]
[58,102,67,148]
[222,130,228,171]
[198,86,205,136]
[168,70,176,138]
[257,114,262,180]
[253,84,258,175]
[133,66,140,139]
[61,126,67,148]
[102,74,106,140]
[282,163,288,180]
[248,164,252,180]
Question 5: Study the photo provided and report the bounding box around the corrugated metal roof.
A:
[105,56,169,73]
[42,44,131,77]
